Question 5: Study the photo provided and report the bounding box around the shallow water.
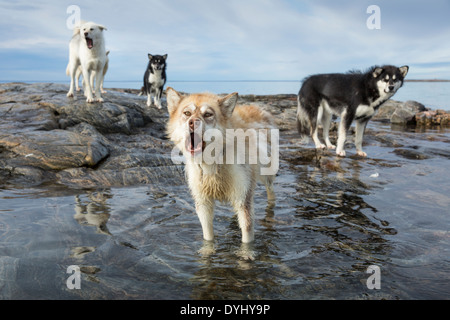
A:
[0,124,449,300]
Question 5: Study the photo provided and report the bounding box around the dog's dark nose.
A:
[189,118,201,131]
[84,32,89,37]
[388,86,394,91]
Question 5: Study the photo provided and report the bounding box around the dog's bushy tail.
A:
[296,95,311,137]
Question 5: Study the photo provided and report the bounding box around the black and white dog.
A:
[142,54,167,109]
[297,65,409,157]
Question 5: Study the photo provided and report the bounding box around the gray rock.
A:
[373,100,402,122]
[393,148,430,160]
[373,100,426,124]
[390,100,426,125]
[0,129,110,170]
[40,101,145,134]
[0,82,182,188]
[0,102,58,133]
[0,82,444,189]
[390,108,416,125]
[56,165,184,189]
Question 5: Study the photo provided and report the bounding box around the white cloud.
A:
[0,0,448,81]
[0,36,66,50]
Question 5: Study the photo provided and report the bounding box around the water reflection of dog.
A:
[74,191,112,235]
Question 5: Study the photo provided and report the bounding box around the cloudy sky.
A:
[0,0,449,84]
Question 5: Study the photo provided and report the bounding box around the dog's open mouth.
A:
[86,37,93,49]
[186,132,205,156]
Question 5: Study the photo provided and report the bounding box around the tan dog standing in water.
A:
[166,88,278,243]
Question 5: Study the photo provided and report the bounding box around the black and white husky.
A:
[297,65,409,157]
[142,54,167,109]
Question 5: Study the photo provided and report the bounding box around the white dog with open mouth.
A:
[66,21,107,103]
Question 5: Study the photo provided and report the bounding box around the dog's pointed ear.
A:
[219,92,238,118]
[372,67,384,78]
[73,20,86,35]
[148,54,153,60]
[399,65,409,78]
[166,87,182,115]
[98,25,107,31]
[73,25,81,35]
[163,54,168,60]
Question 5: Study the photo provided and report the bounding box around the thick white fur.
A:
[75,50,109,94]
[66,21,107,103]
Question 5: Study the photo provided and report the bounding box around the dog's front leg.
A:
[336,109,353,157]
[94,69,104,102]
[146,90,152,107]
[196,199,215,241]
[67,62,78,98]
[82,68,95,103]
[321,109,336,149]
[154,88,162,109]
[234,189,255,243]
[355,119,369,157]
[76,67,82,92]
[89,71,96,95]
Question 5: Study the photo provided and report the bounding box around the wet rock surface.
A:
[0,82,449,190]
[0,83,449,300]
[0,82,182,188]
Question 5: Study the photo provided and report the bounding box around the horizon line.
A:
[1,79,450,83]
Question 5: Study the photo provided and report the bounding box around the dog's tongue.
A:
[86,38,93,49]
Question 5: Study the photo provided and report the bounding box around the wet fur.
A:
[166,88,276,243]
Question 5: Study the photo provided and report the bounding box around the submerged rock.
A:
[393,148,430,160]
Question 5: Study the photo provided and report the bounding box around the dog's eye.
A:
[183,111,191,117]
[204,112,213,118]
[90,28,94,31]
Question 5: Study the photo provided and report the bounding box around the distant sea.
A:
[1,80,449,110]
[107,80,450,110]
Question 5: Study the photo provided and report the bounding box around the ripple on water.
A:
[0,126,449,299]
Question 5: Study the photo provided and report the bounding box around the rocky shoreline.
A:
[0,82,449,189]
